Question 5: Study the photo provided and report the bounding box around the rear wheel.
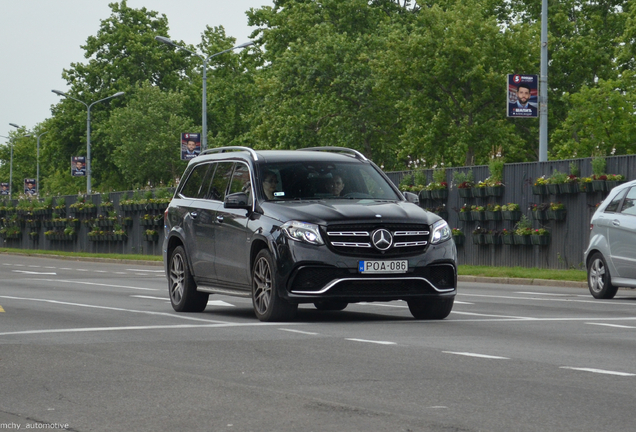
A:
[252,249,298,322]
[314,301,348,311]
[407,297,454,320]
[168,246,209,312]
[587,252,619,299]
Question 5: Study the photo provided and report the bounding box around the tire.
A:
[407,297,454,320]
[168,246,209,312]
[587,252,619,299]
[252,249,298,322]
[314,301,348,311]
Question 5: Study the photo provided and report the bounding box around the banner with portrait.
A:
[181,133,201,160]
[507,74,538,118]
[24,178,37,196]
[0,182,9,195]
[72,156,86,177]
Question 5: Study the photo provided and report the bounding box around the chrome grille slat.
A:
[327,231,369,237]
[331,242,372,248]
[394,231,429,236]
[395,241,428,247]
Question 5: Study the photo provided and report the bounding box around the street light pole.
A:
[8,123,30,199]
[51,90,124,194]
[0,134,9,198]
[35,131,49,193]
[155,36,253,151]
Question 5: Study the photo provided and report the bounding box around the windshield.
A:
[258,161,401,201]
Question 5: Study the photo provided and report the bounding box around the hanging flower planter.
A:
[531,233,551,245]
[458,187,473,198]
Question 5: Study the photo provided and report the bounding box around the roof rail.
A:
[299,146,368,161]
[200,146,259,161]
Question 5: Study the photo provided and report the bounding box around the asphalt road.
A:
[1,254,635,432]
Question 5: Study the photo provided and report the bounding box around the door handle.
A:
[190,211,198,219]
[217,215,224,223]
[612,219,620,227]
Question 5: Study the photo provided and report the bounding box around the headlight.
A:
[430,219,451,244]
[281,221,324,245]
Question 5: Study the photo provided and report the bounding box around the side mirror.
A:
[403,191,419,205]
[224,192,250,209]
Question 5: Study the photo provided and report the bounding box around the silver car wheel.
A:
[253,256,272,315]
[170,252,185,305]
[588,257,606,294]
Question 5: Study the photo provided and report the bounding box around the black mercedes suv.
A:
[163,146,457,321]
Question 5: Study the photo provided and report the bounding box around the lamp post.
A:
[51,90,125,194]
[35,131,48,193]
[155,36,253,151]
[8,124,31,199]
[0,134,9,198]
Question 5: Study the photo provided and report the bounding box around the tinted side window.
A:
[208,162,234,201]
[180,164,211,199]
[605,189,627,213]
[228,163,252,195]
[619,187,636,216]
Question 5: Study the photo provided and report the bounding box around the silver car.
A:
[584,179,636,299]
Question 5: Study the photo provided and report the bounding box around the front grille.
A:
[288,264,456,297]
[325,223,430,257]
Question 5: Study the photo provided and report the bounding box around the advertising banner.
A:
[181,133,201,160]
[507,74,538,118]
[24,178,37,196]
[72,156,86,177]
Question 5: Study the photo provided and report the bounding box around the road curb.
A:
[458,275,587,288]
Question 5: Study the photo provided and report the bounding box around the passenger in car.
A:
[327,174,345,196]
[262,171,279,200]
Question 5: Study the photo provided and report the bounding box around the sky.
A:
[0,0,274,137]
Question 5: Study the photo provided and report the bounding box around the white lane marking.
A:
[560,367,635,377]
[27,265,41,268]
[0,295,279,327]
[443,351,509,360]
[29,279,158,291]
[126,269,164,273]
[131,295,168,301]
[44,266,56,269]
[586,322,636,329]
[132,296,236,308]
[0,322,296,337]
[345,338,396,345]
[450,312,636,323]
[208,300,235,307]
[461,292,636,307]
[12,270,57,275]
[76,269,89,272]
[279,328,319,335]
[516,292,571,296]
[451,311,536,320]
[453,301,474,305]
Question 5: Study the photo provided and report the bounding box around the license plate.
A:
[359,260,408,274]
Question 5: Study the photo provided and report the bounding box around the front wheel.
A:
[252,249,298,322]
[168,245,209,312]
[587,252,619,299]
[407,297,454,320]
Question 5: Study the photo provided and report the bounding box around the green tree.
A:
[551,76,636,158]
[376,0,538,167]
[246,0,409,167]
[103,81,195,188]
[44,0,193,193]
